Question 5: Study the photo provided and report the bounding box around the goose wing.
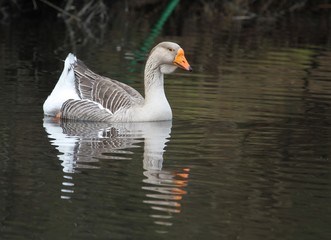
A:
[73,59,144,114]
[61,99,113,122]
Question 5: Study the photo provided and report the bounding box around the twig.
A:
[38,0,81,22]
[32,0,38,10]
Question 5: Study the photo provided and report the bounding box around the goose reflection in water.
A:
[43,118,189,230]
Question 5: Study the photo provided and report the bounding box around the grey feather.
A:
[61,99,113,122]
[65,58,144,121]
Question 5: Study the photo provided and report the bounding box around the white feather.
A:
[43,54,80,116]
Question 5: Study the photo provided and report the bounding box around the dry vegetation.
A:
[0,0,328,23]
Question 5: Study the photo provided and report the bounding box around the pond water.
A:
[1,8,331,240]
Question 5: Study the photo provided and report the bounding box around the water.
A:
[1,11,331,240]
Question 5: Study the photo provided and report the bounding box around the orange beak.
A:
[173,48,192,72]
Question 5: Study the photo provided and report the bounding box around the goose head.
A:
[148,42,192,74]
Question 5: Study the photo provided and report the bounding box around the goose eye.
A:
[168,48,174,52]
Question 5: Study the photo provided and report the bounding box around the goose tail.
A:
[64,53,77,71]
[43,53,80,116]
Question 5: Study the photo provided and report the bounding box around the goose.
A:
[43,42,192,122]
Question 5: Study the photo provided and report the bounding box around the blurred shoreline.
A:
[1,0,330,48]
[1,0,330,23]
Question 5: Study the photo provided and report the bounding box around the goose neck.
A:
[144,59,166,103]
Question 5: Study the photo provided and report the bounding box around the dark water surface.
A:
[1,11,331,240]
